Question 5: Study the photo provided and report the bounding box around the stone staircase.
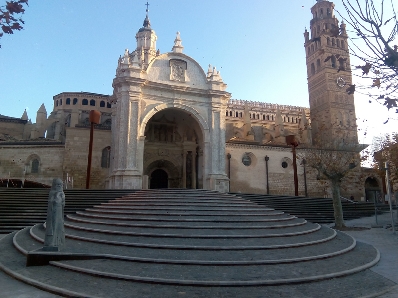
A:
[236,193,387,223]
[0,189,394,297]
[0,188,136,233]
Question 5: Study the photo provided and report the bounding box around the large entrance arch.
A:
[143,108,202,189]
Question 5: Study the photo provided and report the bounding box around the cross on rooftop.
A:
[145,2,149,13]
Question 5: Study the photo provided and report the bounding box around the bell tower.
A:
[304,0,358,145]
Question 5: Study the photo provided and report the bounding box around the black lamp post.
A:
[227,153,231,192]
[265,155,270,194]
[302,158,308,197]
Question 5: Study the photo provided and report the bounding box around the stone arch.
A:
[365,177,382,203]
[140,102,210,142]
[144,158,181,188]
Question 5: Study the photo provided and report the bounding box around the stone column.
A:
[182,151,187,188]
[191,151,196,189]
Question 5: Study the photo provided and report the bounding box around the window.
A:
[336,39,340,47]
[107,102,111,108]
[60,99,63,105]
[281,161,288,168]
[311,63,315,75]
[236,112,239,117]
[82,99,88,105]
[263,115,265,120]
[332,38,336,46]
[31,159,39,173]
[73,98,78,105]
[226,111,228,116]
[341,40,345,49]
[66,98,70,105]
[316,59,321,71]
[327,37,330,46]
[56,100,59,106]
[90,99,96,106]
[101,146,111,168]
[100,100,105,107]
[331,56,336,68]
[230,111,233,116]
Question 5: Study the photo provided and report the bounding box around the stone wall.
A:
[226,142,367,199]
[0,144,64,186]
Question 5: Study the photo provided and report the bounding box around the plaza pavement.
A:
[0,212,397,298]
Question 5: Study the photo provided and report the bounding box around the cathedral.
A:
[0,1,380,200]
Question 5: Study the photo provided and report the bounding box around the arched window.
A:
[316,59,321,71]
[226,111,228,116]
[56,100,59,106]
[332,38,336,46]
[82,99,88,105]
[236,112,239,117]
[307,47,310,56]
[229,111,232,116]
[90,99,96,106]
[240,112,242,117]
[257,114,259,119]
[327,8,331,16]
[263,115,265,120]
[107,102,111,108]
[31,159,39,173]
[331,56,336,68]
[267,115,270,120]
[320,8,323,16]
[73,98,78,105]
[60,99,62,105]
[336,39,340,47]
[66,98,71,105]
[341,40,345,49]
[101,147,111,168]
[100,100,105,107]
[311,44,314,52]
[271,115,274,121]
[327,37,330,46]
[311,63,315,75]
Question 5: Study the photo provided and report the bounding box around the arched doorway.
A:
[150,169,168,189]
[143,108,203,189]
[365,177,382,203]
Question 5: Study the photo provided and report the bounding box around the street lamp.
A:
[286,135,299,196]
[227,153,231,192]
[86,110,101,189]
[265,155,270,194]
[301,158,308,197]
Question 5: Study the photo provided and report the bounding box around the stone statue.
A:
[44,178,65,251]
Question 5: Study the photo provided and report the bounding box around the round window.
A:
[281,161,288,168]
[242,154,252,166]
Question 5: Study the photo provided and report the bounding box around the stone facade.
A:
[0,1,381,200]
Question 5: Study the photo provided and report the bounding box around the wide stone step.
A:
[27,224,353,264]
[67,213,306,229]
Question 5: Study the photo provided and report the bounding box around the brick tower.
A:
[304,0,358,145]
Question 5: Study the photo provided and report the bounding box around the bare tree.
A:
[0,0,28,48]
[336,0,397,113]
[300,143,363,229]
[372,133,398,191]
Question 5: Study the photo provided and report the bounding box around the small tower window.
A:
[73,98,78,105]
[332,38,336,46]
[107,102,111,108]
[341,40,345,49]
[66,98,70,105]
[317,59,321,71]
[311,44,314,52]
[90,99,96,106]
[56,100,59,107]
[327,8,331,16]
[225,111,228,116]
[331,56,336,68]
[100,100,105,107]
[327,37,331,46]
[307,47,310,56]
[236,112,239,117]
[311,63,315,75]
[60,99,63,105]
[320,8,323,16]
[263,115,265,120]
[82,99,88,105]
[230,111,233,116]
[336,39,340,47]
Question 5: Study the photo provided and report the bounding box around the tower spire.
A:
[143,2,151,28]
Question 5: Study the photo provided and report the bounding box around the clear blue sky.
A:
[0,0,396,144]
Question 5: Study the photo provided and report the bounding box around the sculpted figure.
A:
[44,178,65,250]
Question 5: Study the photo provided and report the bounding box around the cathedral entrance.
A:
[150,169,168,189]
[365,177,382,203]
[143,108,203,189]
